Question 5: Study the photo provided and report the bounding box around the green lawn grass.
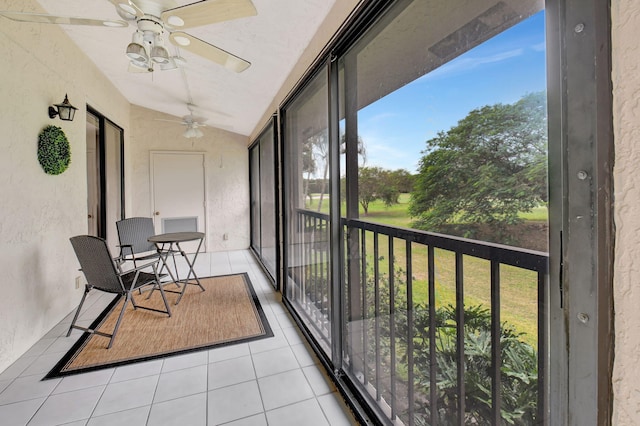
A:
[518,205,548,221]
[304,192,546,346]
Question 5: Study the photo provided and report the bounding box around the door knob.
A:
[88,214,92,219]
[154,211,160,215]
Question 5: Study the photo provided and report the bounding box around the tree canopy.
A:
[358,166,402,214]
[409,92,547,234]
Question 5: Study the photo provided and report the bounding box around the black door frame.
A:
[86,105,125,239]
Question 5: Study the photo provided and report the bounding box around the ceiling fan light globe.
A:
[130,56,146,66]
[126,42,148,62]
[159,59,178,71]
[194,128,204,138]
[151,46,169,64]
[129,59,150,72]
[184,127,197,138]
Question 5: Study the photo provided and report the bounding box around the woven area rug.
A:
[44,273,272,379]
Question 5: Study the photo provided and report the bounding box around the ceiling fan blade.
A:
[155,118,187,124]
[183,115,208,123]
[169,31,250,72]
[161,0,257,30]
[0,11,127,27]
[108,0,144,20]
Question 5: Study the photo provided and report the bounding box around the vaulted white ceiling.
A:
[27,0,337,136]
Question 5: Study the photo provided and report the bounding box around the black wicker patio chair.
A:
[115,217,161,268]
[67,235,171,349]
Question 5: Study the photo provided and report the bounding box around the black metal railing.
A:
[288,209,332,349]
[291,209,548,425]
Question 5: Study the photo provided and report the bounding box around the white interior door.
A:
[151,151,206,253]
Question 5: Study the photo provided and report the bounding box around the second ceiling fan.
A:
[155,104,211,138]
[0,0,257,73]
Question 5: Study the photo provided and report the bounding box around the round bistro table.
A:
[148,231,205,304]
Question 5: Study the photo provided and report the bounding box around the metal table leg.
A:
[175,237,205,304]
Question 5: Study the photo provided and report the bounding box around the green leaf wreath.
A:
[38,125,71,175]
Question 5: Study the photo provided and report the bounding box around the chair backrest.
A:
[116,217,156,256]
[70,235,123,294]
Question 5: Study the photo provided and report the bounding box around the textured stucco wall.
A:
[0,0,130,372]
[612,0,640,424]
[129,105,250,252]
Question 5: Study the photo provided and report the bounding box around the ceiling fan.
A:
[0,0,256,73]
[156,104,209,138]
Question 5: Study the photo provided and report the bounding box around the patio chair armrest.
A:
[117,244,134,257]
[118,258,161,276]
[113,255,125,273]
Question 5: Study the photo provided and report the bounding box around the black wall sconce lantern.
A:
[48,94,78,121]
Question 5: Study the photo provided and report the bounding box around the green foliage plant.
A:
[409,92,547,239]
[360,265,538,425]
[38,125,71,175]
[414,304,539,425]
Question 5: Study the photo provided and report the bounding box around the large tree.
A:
[388,169,414,193]
[409,92,547,233]
[358,166,401,215]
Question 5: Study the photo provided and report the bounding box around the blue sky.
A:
[356,10,547,173]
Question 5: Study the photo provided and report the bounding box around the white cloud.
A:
[360,134,419,171]
[365,112,398,124]
[420,48,525,81]
[531,41,546,52]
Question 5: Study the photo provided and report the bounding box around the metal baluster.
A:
[297,212,302,304]
[302,213,308,306]
[323,216,329,334]
[455,252,465,425]
[346,227,353,374]
[407,240,415,426]
[537,271,547,423]
[428,246,437,425]
[491,261,501,424]
[362,230,368,385]
[389,237,397,420]
[314,217,319,316]
[319,217,324,325]
[374,232,381,402]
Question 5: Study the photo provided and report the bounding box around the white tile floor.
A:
[0,250,358,426]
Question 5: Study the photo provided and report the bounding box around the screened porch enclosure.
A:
[268,0,551,424]
[289,209,548,424]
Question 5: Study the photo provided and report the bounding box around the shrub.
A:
[360,266,538,425]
